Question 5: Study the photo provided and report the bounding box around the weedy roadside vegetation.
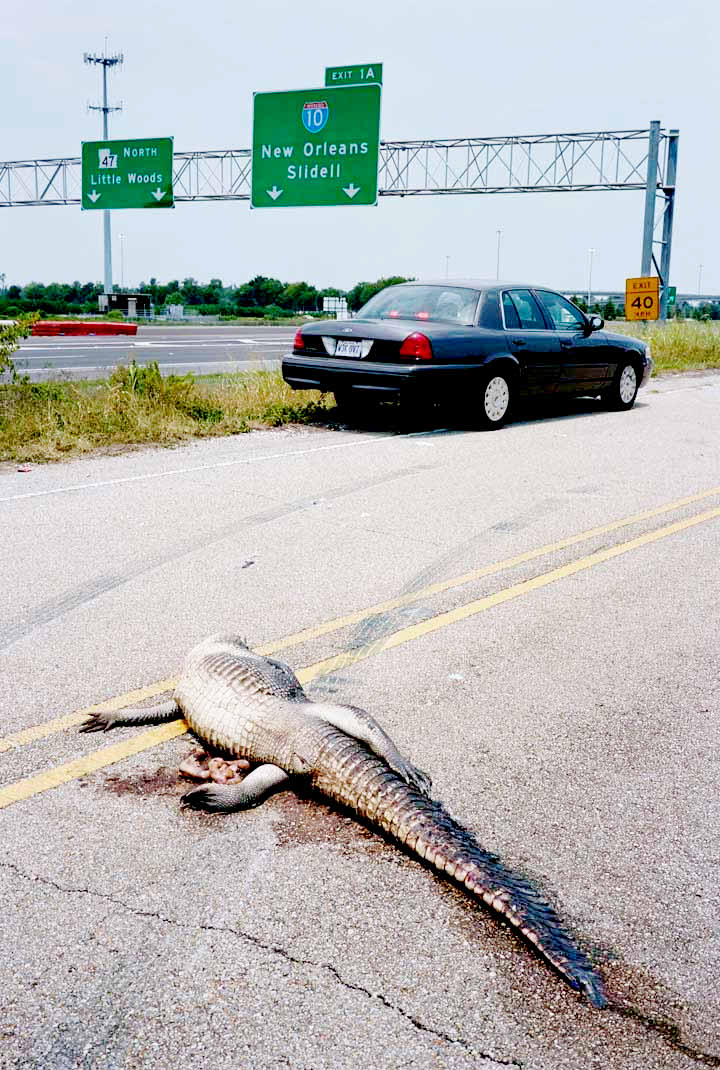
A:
[1,319,719,464]
[608,319,720,373]
[0,361,332,463]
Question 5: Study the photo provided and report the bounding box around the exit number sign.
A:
[625,276,659,320]
[325,63,382,86]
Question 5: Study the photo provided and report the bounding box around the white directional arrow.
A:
[87,190,101,203]
[266,186,283,201]
[152,188,165,201]
[343,184,360,199]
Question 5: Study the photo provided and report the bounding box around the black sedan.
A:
[282,280,653,428]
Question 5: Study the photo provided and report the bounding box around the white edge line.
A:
[0,429,450,504]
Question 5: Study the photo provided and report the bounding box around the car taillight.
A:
[399,332,432,360]
[293,330,304,351]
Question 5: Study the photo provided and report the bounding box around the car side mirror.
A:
[586,313,604,332]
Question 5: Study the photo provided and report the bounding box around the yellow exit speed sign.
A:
[625,276,659,320]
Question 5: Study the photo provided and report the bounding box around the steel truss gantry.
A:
[0,124,678,314]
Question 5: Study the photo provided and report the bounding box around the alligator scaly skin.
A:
[86,633,606,1008]
[310,722,606,1007]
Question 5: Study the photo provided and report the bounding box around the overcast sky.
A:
[1,0,718,295]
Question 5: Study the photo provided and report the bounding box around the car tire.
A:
[602,360,639,411]
[476,370,513,429]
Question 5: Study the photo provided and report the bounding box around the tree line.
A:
[0,275,410,319]
[1,277,716,320]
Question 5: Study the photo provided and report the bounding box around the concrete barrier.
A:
[31,321,138,337]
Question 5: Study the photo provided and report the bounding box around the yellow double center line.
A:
[1,486,719,810]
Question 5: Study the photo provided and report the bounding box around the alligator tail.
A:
[312,730,606,1008]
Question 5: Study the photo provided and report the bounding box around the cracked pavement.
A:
[2,380,720,1068]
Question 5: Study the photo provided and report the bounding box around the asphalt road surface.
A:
[14,324,296,380]
[1,371,719,1069]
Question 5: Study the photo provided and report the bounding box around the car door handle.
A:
[559,339,574,349]
[512,338,527,347]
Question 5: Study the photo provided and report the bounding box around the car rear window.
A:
[358,285,480,325]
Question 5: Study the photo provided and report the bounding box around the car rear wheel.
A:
[603,361,639,411]
[477,371,513,429]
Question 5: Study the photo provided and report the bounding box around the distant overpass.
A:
[562,292,720,305]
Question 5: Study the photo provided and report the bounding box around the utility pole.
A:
[84,48,123,297]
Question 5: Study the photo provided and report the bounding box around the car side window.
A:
[504,289,546,330]
[536,290,587,332]
[501,292,521,329]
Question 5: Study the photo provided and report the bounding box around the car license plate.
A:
[335,340,362,358]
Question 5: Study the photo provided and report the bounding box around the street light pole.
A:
[496,229,502,279]
[119,233,125,290]
[587,248,596,307]
[698,264,703,294]
[85,48,123,298]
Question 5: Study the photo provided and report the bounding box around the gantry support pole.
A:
[659,130,679,320]
[640,120,661,279]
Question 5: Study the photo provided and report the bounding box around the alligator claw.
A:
[181,783,235,812]
[405,763,432,796]
[79,711,117,733]
[389,759,432,796]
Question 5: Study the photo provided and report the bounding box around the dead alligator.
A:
[81,633,606,1008]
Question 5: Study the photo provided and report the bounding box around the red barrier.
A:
[31,321,138,337]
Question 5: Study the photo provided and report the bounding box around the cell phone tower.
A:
[84,48,123,296]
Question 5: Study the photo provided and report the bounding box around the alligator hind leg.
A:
[80,700,181,733]
[312,702,432,795]
[182,764,290,812]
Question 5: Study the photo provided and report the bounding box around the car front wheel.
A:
[477,371,513,429]
[603,361,639,411]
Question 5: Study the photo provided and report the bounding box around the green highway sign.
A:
[325,63,382,86]
[81,137,174,210]
[667,285,677,306]
[251,83,381,208]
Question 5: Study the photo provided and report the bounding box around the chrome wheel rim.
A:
[484,376,510,422]
[619,365,637,404]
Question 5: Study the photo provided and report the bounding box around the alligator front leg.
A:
[181,763,290,812]
[312,702,431,795]
[80,701,181,733]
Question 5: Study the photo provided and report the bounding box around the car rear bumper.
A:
[639,351,654,388]
[281,354,485,398]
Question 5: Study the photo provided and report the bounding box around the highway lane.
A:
[1,371,719,1069]
[13,323,298,380]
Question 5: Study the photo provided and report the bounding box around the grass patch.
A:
[608,319,720,374]
[0,362,332,463]
[3,321,719,464]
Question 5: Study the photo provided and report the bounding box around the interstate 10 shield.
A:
[302,100,329,133]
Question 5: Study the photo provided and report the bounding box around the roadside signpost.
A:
[325,63,382,86]
[251,83,382,208]
[625,276,660,320]
[81,137,174,210]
